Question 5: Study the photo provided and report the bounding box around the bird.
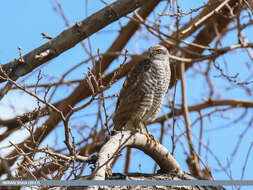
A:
[112,44,171,137]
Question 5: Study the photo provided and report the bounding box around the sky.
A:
[0,0,253,190]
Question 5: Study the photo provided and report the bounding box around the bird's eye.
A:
[155,49,162,54]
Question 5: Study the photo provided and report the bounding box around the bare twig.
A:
[179,62,200,177]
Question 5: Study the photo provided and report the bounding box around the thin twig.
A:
[179,62,200,177]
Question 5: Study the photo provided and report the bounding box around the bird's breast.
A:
[150,61,170,100]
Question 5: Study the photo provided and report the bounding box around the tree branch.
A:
[0,0,145,83]
[89,131,181,181]
[152,99,253,124]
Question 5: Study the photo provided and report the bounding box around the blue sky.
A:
[0,1,253,189]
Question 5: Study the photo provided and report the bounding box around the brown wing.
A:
[113,59,152,129]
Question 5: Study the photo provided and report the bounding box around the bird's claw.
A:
[136,124,159,146]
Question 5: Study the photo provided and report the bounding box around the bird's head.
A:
[148,44,169,60]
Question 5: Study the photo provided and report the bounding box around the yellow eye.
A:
[155,49,162,54]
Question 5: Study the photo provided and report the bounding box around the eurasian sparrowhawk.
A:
[113,44,170,135]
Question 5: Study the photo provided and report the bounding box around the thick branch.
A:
[90,131,181,182]
[0,0,145,83]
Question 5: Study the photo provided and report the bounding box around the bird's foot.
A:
[154,138,159,147]
[136,124,159,145]
[136,126,151,143]
[146,131,159,146]
[146,130,155,140]
[143,124,157,143]
[144,132,159,146]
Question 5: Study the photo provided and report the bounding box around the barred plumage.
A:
[113,45,171,133]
